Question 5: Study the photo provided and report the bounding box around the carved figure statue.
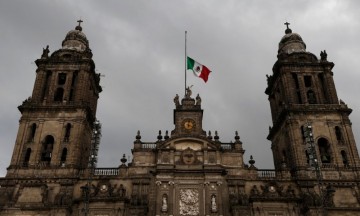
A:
[323,186,335,207]
[54,188,65,205]
[161,194,168,212]
[211,195,217,212]
[320,50,327,61]
[286,185,295,197]
[174,94,180,107]
[41,45,50,58]
[118,184,126,198]
[41,185,49,204]
[266,74,273,85]
[195,94,201,105]
[185,85,193,98]
[91,184,99,197]
[239,192,249,206]
[250,185,259,196]
[108,183,116,196]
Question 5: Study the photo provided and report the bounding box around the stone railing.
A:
[257,169,276,179]
[142,142,157,149]
[221,143,232,150]
[93,168,119,176]
[321,163,337,169]
[37,161,51,167]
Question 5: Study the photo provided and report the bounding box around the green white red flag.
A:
[187,56,211,83]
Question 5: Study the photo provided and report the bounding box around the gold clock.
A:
[183,119,195,130]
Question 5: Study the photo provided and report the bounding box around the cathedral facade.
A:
[0,22,360,216]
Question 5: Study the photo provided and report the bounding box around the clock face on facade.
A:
[182,119,196,131]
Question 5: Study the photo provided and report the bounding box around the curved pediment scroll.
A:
[155,137,221,166]
[157,137,220,151]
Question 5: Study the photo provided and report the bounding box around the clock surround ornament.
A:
[183,119,196,131]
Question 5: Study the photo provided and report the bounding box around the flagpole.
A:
[185,30,187,96]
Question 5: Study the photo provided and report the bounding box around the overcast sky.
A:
[1,0,360,176]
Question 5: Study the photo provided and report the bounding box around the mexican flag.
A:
[187,56,211,83]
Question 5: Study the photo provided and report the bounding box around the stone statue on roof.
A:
[41,45,50,58]
[185,85,193,98]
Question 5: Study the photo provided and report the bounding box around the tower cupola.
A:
[62,20,89,52]
[278,23,306,54]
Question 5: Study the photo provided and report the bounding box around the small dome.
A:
[62,22,89,52]
[278,32,306,54]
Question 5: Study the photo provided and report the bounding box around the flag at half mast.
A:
[187,56,211,83]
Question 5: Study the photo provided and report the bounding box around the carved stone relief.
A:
[179,189,200,215]
[0,187,14,207]
[162,152,170,163]
[208,152,216,164]
[174,147,203,165]
[54,186,73,206]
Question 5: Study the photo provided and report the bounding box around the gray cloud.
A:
[1,0,360,176]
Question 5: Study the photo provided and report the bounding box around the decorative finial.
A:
[234,131,240,141]
[249,155,255,166]
[76,19,83,31]
[214,131,219,141]
[284,22,292,34]
[157,130,163,141]
[164,130,169,140]
[120,154,127,165]
[207,131,213,140]
[135,130,141,141]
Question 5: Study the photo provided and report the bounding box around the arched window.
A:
[305,150,310,164]
[282,150,287,160]
[300,126,305,142]
[60,148,67,164]
[304,76,312,87]
[318,138,331,163]
[318,73,329,103]
[69,89,74,101]
[41,71,52,100]
[28,123,37,142]
[69,71,78,101]
[307,90,317,104]
[24,148,31,167]
[58,73,67,85]
[64,123,71,142]
[335,126,342,141]
[341,150,348,165]
[41,135,54,162]
[54,88,64,102]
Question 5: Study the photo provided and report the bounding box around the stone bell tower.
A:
[265,23,360,173]
[6,21,102,177]
[171,86,206,137]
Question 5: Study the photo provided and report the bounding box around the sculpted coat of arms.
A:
[179,189,200,215]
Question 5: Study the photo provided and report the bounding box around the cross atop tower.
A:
[284,22,290,29]
[77,19,83,27]
[284,21,292,34]
[75,19,83,31]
